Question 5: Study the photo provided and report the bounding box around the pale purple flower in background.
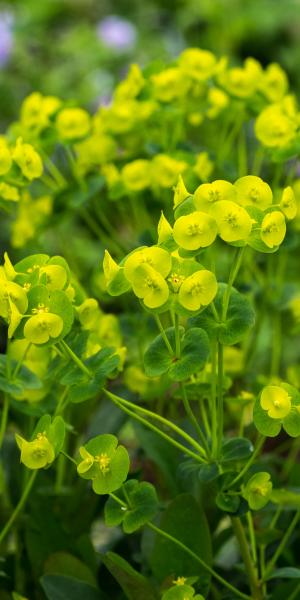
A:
[97,15,137,51]
[0,12,13,67]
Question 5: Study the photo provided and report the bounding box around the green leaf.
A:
[169,328,210,381]
[104,479,159,533]
[197,463,219,482]
[144,327,210,381]
[150,494,212,591]
[220,437,253,463]
[48,416,65,455]
[0,355,42,395]
[216,492,240,513]
[102,551,159,600]
[267,568,300,580]
[40,574,103,600]
[191,283,255,345]
[107,268,131,296]
[43,551,97,587]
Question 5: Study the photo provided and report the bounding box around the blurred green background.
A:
[1,0,300,128]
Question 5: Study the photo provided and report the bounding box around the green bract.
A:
[254,383,300,437]
[124,246,172,281]
[77,434,130,494]
[104,479,159,533]
[243,472,273,510]
[15,414,65,470]
[131,264,170,308]
[178,270,217,312]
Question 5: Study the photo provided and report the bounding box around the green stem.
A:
[216,342,224,457]
[12,342,32,379]
[147,521,251,600]
[181,383,210,457]
[110,492,127,507]
[222,246,246,321]
[104,389,206,463]
[231,517,262,600]
[264,510,300,580]
[0,471,37,545]
[228,436,265,489]
[287,582,300,600]
[154,315,174,356]
[247,511,257,565]
[174,312,181,359]
[59,340,91,378]
[211,339,218,458]
[0,394,9,450]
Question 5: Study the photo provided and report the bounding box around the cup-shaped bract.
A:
[124,246,171,282]
[15,432,55,470]
[280,186,297,220]
[243,472,272,510]
[77,434,130,495]
[194,180,236,213]
[260,211,286,248]
[260,385,291,419]
[24,312,63,344]
[131,264,169,309]
[178,269,217,311]
[234,175,273,210]
[173,211,217,250]
[214,200,253,242]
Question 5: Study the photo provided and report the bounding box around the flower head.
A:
[194,180,236,213]
[234,175,273,209]
[214,200,252,242]
[178,269,217,311]
[124,246,171,282]
[173,211,217,250]
[243,472,272,510]
[12,138,43,180]
[24,312,63,344]
[121,159,151,191]
[56,108,90,140]
[280,186,297,220]
[77,434,130,495]
[131,264,169,309]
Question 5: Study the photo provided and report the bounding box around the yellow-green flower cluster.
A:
[0,136,43,208]
[173,175,295,250]
[0,253,74,342]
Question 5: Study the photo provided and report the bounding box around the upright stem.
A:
[264,510,300,580]
[181,383,210,457]
[154,315,174,356]
[211,339,218,458]
[59,340,91,378]
[0,471,37,545]
[0,394,9,451]
[231,517,262,600]
[216,342,224,457]
[228,436,265,489]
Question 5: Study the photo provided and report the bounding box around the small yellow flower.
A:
[255,104,297,149]
[179,48,219,81]
[259,63,288,103]
[173,175,190,208]
[152,155,187,189]
[260,385,291,419]
[0,182,20,202]
[151,68,188,102]
[131,264,169,309]
[193,152,214,182]
[173,577,187,586]
[260,211,286,248]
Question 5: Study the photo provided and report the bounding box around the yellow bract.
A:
[234,175,273,209]
[255,103,298,148]
[56,108,91,140]
[152,154,187,189]
[0,182,20,202]
[179,48,219,81]
[214,200,252,242]
[103,250,120,285]
[124,247,171,282]
[40,264,68,291]
[121,159,151,191]
[280,186,297,220]
[12,138,43,180]
[173,211,217,250]
[194,180,236,212]
[0,139,12,175]
[157,212,173,243]
[15,432,55,469]
[131,264,169,308]
[77,446,95,474]
[178,269,217,311]
[173,175,190,208]
[151,68,188,102]
[259,63,288,103]
[260,386,291,419]
[24,313,63,344]
[260,211,286,248]
[193,152,214,182]
[20,92,61,133]
[218,58,262,98]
